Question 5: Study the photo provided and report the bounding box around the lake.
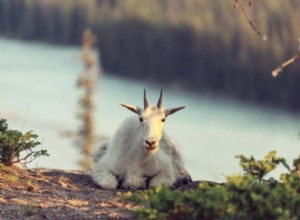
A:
[0,37,299,182]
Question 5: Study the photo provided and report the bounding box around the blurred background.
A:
[0,0,299,182]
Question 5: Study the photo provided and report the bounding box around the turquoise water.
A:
[0,37,299,182]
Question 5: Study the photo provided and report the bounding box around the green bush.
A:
[127,151,300,220]
[0,119,48,166]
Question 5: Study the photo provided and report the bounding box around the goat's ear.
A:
[165,106,185,117]
[120,104,142,115]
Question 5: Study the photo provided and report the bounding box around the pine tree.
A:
[77,29,99,170]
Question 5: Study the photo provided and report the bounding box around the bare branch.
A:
[234,0,267,39]
[272,53,300,78]
[21,157,39,165]
[14,151,35,164]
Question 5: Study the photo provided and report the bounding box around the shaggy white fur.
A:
[91,90,190,189]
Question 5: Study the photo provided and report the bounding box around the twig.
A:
[21,157,40,165]
[14,151,35,164]
[272,38,300,77]
[234,0,267,39]
[272,52,300,78]
[22,105,30,132]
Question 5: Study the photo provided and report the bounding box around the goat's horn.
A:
[157,89,163,109]
[144,89,149,109]
[165,106,185,117]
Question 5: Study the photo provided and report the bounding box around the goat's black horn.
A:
[144,89,149,109]
[157,89,163,109]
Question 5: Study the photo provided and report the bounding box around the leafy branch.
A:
[0,119,49,166]
[236,151,291,182]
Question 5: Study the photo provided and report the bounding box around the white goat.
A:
[92,89,190,189]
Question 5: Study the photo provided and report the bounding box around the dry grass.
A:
[0,167,137,219]
[0,165,196,219]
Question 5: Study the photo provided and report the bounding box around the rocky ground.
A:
[0,166,199,219]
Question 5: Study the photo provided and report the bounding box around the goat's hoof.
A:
[95,175,118,190]
[149,178,174,187]
[122,178,146,189]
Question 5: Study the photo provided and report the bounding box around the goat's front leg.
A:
[149,165,176,187]
[122,167,146,189]
[92,162,118,190]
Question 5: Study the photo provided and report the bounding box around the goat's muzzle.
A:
[144,140,158,153]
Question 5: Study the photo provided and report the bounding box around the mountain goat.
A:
[92,89,190,189]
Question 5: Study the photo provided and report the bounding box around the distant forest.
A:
[0,0,300,110]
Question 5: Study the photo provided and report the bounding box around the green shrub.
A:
[127,151,300,220]
[236,151,291,182]
[0,119,48,166]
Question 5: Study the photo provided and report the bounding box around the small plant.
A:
[0,162,5,170]
[126,151,300,220]
[236,150,291,182]
[23,204,40,217]
[6,174,19,183]
[0,119,49,166]
[24,178,37,187]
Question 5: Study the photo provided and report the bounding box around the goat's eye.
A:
[139,117,144,122]
[161,118,166,122]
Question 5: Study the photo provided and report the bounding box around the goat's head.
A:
[121,89,185,154]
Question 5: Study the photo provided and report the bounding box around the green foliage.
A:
[126,152,300,220]
[236,151,291,182]
[0,162,5,170]
[0,119,49,166]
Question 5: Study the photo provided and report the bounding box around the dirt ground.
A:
[0,166,199,220]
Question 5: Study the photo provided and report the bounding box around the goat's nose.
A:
[145,140,156,147]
